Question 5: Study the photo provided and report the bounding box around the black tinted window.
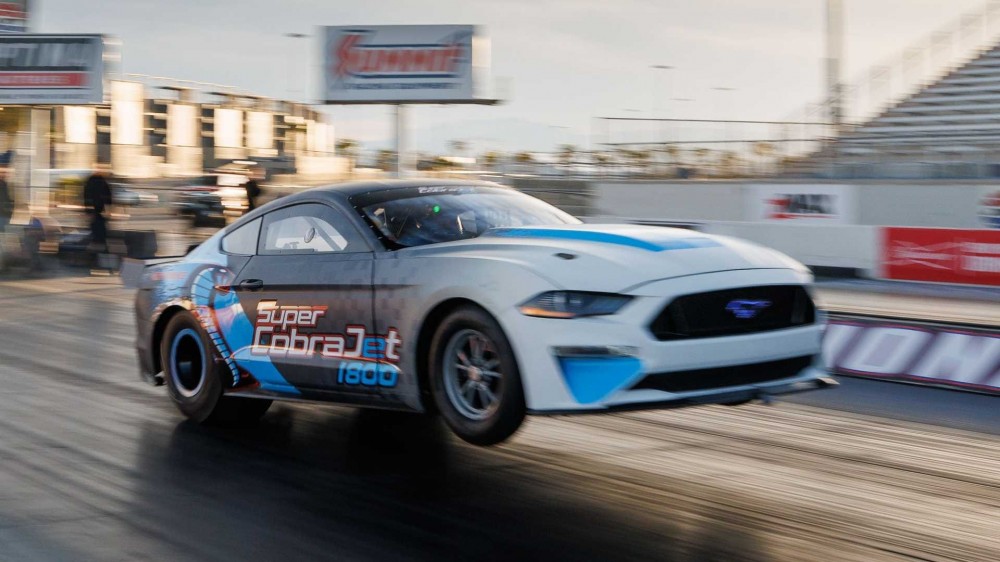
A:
[221,217,261,255]
[353,186,579,249]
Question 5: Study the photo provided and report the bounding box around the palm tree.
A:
[376,149,395,171]
[449,139,468,155]
[336,138,358,156]
[482,151,501,170]
[693,147,711,176]
[336,138,359,173]
[752,141,776,176]
[558,144,576,165]
[716,150,742,178]
[593,151,611,177]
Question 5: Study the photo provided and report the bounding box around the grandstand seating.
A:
[822,39,1000,178]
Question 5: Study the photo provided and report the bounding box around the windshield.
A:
[353,185,580,248]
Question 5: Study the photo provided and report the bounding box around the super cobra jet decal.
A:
[252,300,403,388]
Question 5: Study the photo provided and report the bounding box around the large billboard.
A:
[0,34,103,104]
[322,25,492,104]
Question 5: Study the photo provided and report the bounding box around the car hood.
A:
[403,224,810,293]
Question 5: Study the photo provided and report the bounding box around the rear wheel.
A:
[429,306,525,446]
[160,311,271,425]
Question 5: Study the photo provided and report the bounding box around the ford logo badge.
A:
[726,299,771,319]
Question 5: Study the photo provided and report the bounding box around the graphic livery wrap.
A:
[183,264,301,395]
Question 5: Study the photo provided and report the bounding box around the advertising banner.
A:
[825,316,1000,394]
[978,186,1000,229]
[747,184,856,224]
[322,25,490,104]
[0,34,103,104]
[880,227,1000,285]
[0,1,28,33]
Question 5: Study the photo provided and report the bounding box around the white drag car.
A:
[131,180,833,446]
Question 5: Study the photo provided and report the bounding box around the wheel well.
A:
[151,305,188,374]
[415,298,483,411]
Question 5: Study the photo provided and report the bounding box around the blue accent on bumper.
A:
[492,228,719,252]
[557,356,643,404]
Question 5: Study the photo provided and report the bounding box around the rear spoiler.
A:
[120,256,185,289]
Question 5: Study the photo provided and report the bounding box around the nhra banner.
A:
[0,34,103,104]
[880,227,1000,286]
[323,25,489,104]
[747,184,857,224]
[825,316,1000,394]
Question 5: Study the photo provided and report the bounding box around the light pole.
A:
[650,65,674,116]
[711,87,737,141]
[284,33,310,103]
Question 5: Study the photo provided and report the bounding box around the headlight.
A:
[518,291,632,319]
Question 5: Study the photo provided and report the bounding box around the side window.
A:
[260,203,366,255]
[221,218,261,255]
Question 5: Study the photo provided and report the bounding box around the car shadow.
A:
[124,404,771,561]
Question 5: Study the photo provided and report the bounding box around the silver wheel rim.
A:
[170,328,206,398]
[443,328,503,421]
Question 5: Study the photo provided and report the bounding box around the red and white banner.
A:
[323,25,490,104]
[825,317,1000,394]
[0,34,104,104]
[880,227,1000,286]
[0,71,84,87]
[747,184,857,224]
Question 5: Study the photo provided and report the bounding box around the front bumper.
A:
[498,269,832,413]
[529,370,837,415]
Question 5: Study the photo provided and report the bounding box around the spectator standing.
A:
[0,167,12,230]
[83,165,113,257]
[244,167,263,213]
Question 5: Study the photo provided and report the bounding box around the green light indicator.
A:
[433,205,441,213]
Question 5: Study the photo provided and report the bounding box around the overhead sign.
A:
[0,2,28,33]
[747,184,856,224]
[825,317,1000,394]
[322,25,492,104]
[880,227,1000,286]
[0,34,103,104]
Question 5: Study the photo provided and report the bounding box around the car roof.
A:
[299,178,508,200]
[235,178,510,226]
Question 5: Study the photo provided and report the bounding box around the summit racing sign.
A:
[323,25,489,104]
[0,34,104,104]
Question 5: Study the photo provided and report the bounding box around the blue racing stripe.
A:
[492,228,719,252]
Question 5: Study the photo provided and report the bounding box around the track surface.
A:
[0,277,997,561]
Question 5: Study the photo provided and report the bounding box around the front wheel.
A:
[160,311,272,425]
[429,306,525,446]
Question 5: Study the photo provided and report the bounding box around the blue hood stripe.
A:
[491,228,719,252]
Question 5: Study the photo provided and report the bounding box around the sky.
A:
[34,0,990,153]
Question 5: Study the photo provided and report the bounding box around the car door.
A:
[233,202,379,399]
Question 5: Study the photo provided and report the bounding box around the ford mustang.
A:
[126,179,834,445]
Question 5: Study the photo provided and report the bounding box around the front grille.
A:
[649,285,815,341]
[631,355,813,393]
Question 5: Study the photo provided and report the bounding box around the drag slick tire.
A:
[160,311,271,425]
[429,305,525,446]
